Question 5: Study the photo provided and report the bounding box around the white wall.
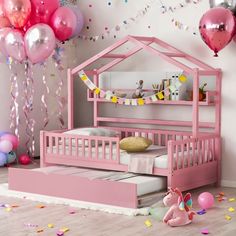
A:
[74,0,236,186]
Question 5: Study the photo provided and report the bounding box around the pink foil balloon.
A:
[50,6,77,41]
[199,7,236,56]
[30,0,60,24]
[1,134,19,150]
[0,27,11,56]
[5,29,26,62]
[24,24,56,64]
[3,0,31,28]
[0,0,11,29]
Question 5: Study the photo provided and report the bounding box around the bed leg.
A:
[215,137,222,187]
[40,131,47,168]
[167,174,173,189]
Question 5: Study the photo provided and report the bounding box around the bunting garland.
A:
[78,71,188,106]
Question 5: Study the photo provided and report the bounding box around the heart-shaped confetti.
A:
[201,228,209,235]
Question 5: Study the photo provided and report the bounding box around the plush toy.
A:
[163,187,195,227]
[132,80,144,99]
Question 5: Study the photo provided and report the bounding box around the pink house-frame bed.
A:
[9,36,222,208]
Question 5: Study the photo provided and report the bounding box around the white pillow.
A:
[62,128,118,147]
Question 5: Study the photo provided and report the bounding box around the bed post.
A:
[192,68,199,137]
[68,68,74,129]
[93,70,99,127]
[215,68,222,186]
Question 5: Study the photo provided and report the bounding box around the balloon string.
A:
[9,61,20,140]
[41,62,50,128]
[23,61,35,159]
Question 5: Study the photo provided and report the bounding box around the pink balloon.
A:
[198,192,214,209]
[1,134,19,150]
[0,27,11,56]
[0,140,13,153]
[0,0,11,29]
[199,7,236,56]
[30,0,60,24]
[68,5,84,38]
[25,24,56,64]
[50,6,77,41]
[5,29,26,62]
[3,0,31,28]
[19,154,31,165]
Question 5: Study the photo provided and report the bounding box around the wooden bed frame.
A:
[9,36,222,208]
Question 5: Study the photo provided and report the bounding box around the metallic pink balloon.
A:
[30,0,60,24]
[5,29,26,62]
[50,6,77,41]
[3,0,31,28]
[0,0,11,29]
[24,24,56,64]
[199,7,236,56]
[0,27,11,56]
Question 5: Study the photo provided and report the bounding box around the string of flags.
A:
[78,71,188,106]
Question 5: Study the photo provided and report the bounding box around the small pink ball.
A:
[198,192,214,209]
[19,154,31,165]
[1,134,19,149]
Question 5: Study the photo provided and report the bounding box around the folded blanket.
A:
[128,148,167,174]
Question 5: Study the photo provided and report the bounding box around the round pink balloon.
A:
[0,140,13,153]
[199,7,235,56]
[5,29,26,62]
[50,6,77,41]
[1,134,19,150]
[0,0,11,29]
[0,27,11,56]
[198,192,214,209]
[19,154,31,165]
[24,23,56,64]
[30,0,60,24]
[3,0,31,28]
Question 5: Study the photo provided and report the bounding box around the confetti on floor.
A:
[5,207,12,212]
[197,209,206,215]
[48,224,54,228]
[229,198,236,202]
[144,219,152,227]
[225,215,232,221]
[228,207,235,212]
[57,231,64,236]
[36,205,46,209]
[36,229,44,233]
[201,228,209,235]
[60,227,69,233]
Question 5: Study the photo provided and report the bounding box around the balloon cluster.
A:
[0,0,83,64]
[199,2,236,56]
[0,131,19,166]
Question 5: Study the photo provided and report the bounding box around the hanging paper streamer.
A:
[78,0,157,41]
[41,62,50,128]
[8,58,20,139]
[78,71,188,106]
[52,45,66,129]
[171,18,198,35]
[23,62,35,158]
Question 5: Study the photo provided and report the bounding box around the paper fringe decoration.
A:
[41,62,50,129]
[79,71,187,106]
[9,60,20,139]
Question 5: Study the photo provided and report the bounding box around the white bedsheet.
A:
[47,145,198,169]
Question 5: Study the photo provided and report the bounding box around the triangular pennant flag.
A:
[125,99,131,105]
[131,99,137,106]
[169,85,177,92]
[138,98,144,106]
[105,92,112,100]
[111,96,118,103]
[151,95,158,102]
[94,88,101,95]
[179,74,187,83]
[164,89,170,97]
[99,90,106,98]
[175,80,182,89]
[157,92,164,100]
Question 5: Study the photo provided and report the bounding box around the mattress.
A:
[47,145,198,169]
[32,166,166,197]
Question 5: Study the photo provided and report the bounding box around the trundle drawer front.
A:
[8,168,138,208]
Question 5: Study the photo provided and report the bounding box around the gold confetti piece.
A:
[229,198,235,202]
[225,215,231,220]
[36,205,46,209]
[47,224,54,228]
[144,219,152,227]
[37,229,44,233]
[60,227,69,233]
[228,207,235,212]
[5,208,12,212]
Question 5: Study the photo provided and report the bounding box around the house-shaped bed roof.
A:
[71,35,218,76]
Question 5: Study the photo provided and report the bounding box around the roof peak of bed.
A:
[70,35,219,76]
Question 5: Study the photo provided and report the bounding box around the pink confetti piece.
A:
[69,210,76,214]
[24,223,39,228]
[57,231,64,236]
[197,209,206,215]
[201,228,209,234]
